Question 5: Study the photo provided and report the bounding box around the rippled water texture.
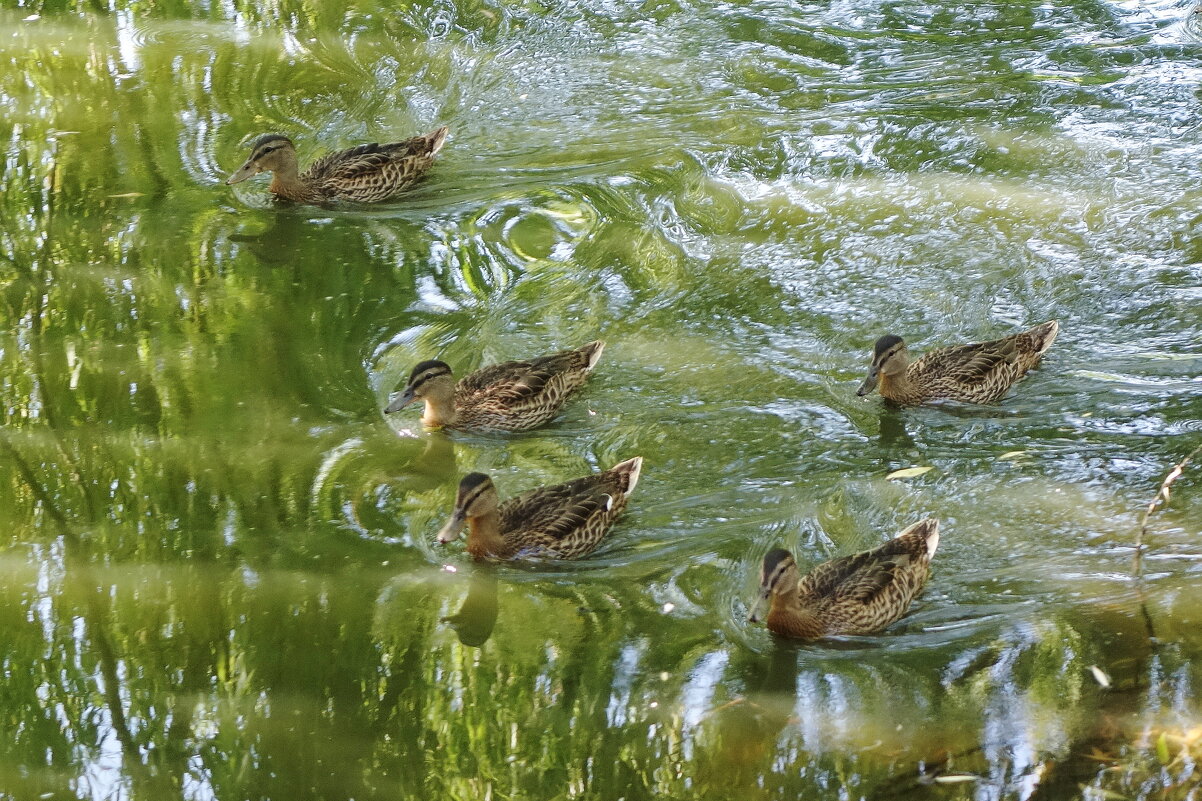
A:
[1,0,1201,798]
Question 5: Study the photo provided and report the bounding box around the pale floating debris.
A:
[1138,351,1202,361]
[662,602,675,613]
[1088,665,1111,688]
[648,701,658,709]
[24,14,40,20]
[933,774,978,784]
[659,671,670,681]
[519,93,528,100]
[107,192,145,198]
[998,450,1026,460]
[886,465,934,480]
[443,564,458,573]
[588,409,597,416]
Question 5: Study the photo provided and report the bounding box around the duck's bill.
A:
[384,387,417,414]
[856,367,879,397]
[225,162,257,185]
[747,590,771,624]
[436,512,466,544]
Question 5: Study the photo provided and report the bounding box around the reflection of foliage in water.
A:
[0,0,1201,799]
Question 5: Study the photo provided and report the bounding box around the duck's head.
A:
[226,134,297,185]
[748,548,800,623]
[386,360,455,414]
[438,473,500,544]
[857,334,909,397]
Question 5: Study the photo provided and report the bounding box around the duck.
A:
[749,518,939,639]
[225,126,448,204]
[856,321,1058,405]
[436,457,643,560]
[386,341,604,432]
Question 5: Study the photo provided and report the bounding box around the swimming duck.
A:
[749,518,939,639]
[436,457,643,560]
[386,341,604,431]
[856,321,1058,405]
[225,126,448,204]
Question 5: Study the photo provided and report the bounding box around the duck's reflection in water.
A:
[441,567,499,647]
[391,429,456,493]
[877,407,916,452]
[692,642,805,783]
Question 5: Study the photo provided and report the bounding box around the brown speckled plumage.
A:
[386,341,605,432]
[436,458,643,560]
[225,127,447,204]
[857,321,1058,405]
[750,519,939,639]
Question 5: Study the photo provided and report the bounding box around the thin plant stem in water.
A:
[1130,442,1202,647]
[1133,443,1202,576]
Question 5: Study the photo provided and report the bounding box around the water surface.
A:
[1,0,1201,798]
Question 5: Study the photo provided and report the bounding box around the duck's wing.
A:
[302,130,446,190]
[458,348,590,404]
[913,337,1022,385]
[302,143,397,183]
[799,530,931,603]
[799,550,901,604]
[498,477,616,549]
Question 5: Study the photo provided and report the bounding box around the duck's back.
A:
[303,128,448,202]
[911,321,1058,403]
[496,471,630,559]
[799,528,935,635]
[453,344,602,431]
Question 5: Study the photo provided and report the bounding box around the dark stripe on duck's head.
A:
[761,548,795,581]
[456,473,494,507]
[873,335,904,358]
[250,134,292,152]
[458,473,491,494]
[408,359,452,384]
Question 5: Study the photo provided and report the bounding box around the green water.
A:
[2,0,1201,798]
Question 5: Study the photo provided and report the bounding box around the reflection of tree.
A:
[1,2,1201,800]
[0,11,457,798]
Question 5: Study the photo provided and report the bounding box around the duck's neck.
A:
[267,158,314,202]
[264,150,317,200]
[878,369,923,404]
[421,395,459,428]
[766,600,826,639]
[465,511,510,559]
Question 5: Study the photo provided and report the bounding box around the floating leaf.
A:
[1156,732,1171,765]
[999,451,1027,460]
[1088,665,1111,688]
[886,466,934,480]
[933,774,978,784]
